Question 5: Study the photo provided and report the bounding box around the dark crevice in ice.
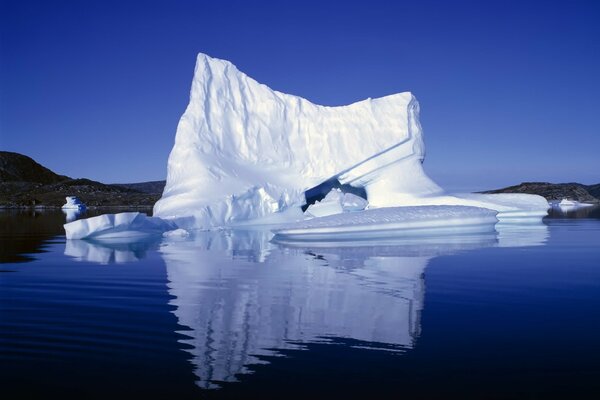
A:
[302,178,367,211]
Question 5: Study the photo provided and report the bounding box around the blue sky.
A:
[1,0,598,190]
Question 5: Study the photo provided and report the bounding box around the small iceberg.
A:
[559,198,578,207]
[62,196,86,210]
[64,212,177,240]
[61,196,86,222]
[273,205,498,242]
[555,198,594,209]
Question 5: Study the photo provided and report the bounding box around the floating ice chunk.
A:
[64,212,176,240]
[62,196,86,210]
[274,205,498,241]
[163,228,190,238]
[554,198,594,209]
[559,198,577,207]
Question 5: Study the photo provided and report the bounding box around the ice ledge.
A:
[64,212,177,240]
[273,205,498,241]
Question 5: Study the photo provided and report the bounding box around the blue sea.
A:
[1,206,599,399]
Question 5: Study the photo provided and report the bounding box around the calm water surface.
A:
[1,206,599,399]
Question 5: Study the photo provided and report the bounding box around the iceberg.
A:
[64,53,548,239]
[64,212,176,240]
[153,53,548,231]
[556,198,594,209]
[62,196,86,210]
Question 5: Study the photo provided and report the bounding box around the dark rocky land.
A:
[483,182,600,203]
[1,151,597,208]
[0,151,165,208]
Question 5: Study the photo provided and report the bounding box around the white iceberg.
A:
[555,198,594,209]
[559,198,577,207]
[153,53,548,231]
[65,54,548,240]
[64,212,176,240]
[61,196,86,210]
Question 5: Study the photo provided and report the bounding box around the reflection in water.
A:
[0,208,154,263]
[159,230,498,389]
[548,204,600,219]
[0,210,66,263]
[65,238,160,264]
[62,222,550,389]
[495,223,549,247]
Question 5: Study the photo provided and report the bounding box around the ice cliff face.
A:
[154,53,442,228]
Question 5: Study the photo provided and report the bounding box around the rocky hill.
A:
[112,180,165,194]
[0,151,69,184]
[0,151,164,208]
[483,182,600,203]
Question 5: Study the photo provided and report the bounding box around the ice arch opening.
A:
[302,178,368,212]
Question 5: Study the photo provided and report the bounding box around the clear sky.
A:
[1,0,598,190]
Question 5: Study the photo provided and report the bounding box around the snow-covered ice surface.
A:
[274,205,498,241]
[64,212,176,240]
[153,53,548,231]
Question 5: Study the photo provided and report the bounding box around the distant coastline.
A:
[482,182,600,204]
[0,151,164,209]
[1,151,598,208]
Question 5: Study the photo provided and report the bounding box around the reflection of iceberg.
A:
[495,223,549,247]
[64,238,159,264]
[160,229,497,389]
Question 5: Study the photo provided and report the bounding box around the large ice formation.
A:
[153,53,548,230]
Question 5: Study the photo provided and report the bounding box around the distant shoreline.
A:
[0,205,155,210]
[1,151,598,209]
